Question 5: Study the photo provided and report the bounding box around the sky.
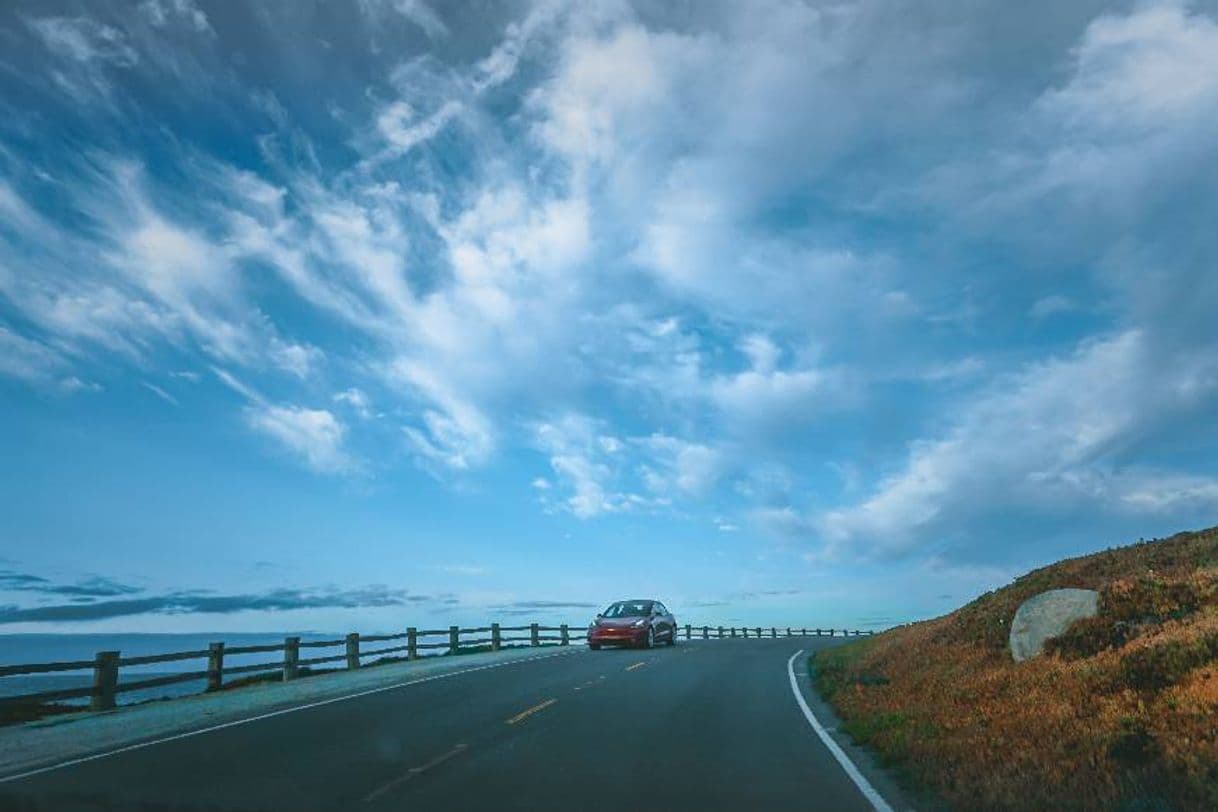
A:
[2,0,1217,636]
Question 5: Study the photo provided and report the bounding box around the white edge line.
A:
[787,649,894,812]
[0,648,582,785]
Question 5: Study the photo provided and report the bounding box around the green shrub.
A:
[1044,615,1128,659]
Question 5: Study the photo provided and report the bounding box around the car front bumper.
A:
[587,626,648,645]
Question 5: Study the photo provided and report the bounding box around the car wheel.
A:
[666,627,676,646]
[589,643,601,650]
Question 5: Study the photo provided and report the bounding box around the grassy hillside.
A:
[813,526,1218,811]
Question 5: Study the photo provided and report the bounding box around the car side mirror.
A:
[596,613,603,618]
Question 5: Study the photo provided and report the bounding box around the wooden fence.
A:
[0,622,875,712]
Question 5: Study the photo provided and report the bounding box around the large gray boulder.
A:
[1009,588,1100,662]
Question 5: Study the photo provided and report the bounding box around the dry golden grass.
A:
[814,526,1218,811]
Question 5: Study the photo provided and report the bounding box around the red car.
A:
[587,599,677,649]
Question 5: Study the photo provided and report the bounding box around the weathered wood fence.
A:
[0,622,875,712]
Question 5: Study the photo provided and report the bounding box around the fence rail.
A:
[0,621,875,711]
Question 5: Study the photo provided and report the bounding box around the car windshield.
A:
[602,601,653,618]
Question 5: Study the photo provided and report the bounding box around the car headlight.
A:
[632,618,646,627]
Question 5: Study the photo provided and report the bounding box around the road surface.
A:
[0,638,896,811]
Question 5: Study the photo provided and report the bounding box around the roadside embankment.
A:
[812,526,1218,811]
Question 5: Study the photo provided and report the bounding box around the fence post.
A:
[283,636,300,681]
[717,626,724,639]
[530,622,540,647]
[448,626,460,655]
[755,626,761,638]
[685,624,691,640]
[345,633,360,670]
[491,623,501,652]
[829,629,835,637]
[742,627,749,639]
[560,624,569,646]
[702,625,709,639]
[816,628,822,636]
[801,627,807,637]
[407,627,418,660]
[206,642,225,692]
[770,627,777,639]
[730,627,737,638]
[786,627,792,637]
[90,650,119,711]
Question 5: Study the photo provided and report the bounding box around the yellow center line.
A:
[362,743,468,803]
[625,661,647,672]
[505,698,557,725]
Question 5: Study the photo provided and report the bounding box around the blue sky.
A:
[2,0,1217,635]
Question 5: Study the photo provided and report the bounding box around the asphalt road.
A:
[0,638,885,812]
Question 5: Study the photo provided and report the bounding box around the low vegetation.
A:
[813,526,1218,811]
[0,701,78,728]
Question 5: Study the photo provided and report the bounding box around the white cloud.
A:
[533,414,626,518]
[245,404,356,475]
[393,359,495,471]
[531,414,724,518]
[268,340,322,380]
[334,388,374,419]
[0,326,88,393]
[1115,472,1218,512]
[360,0,448,40]
[141,381,179,406]
[27,16,138,68]
[211,367,262,403]
[639,435,723,499]
[549,452,619,519]
[373,99,462,157]
[139,0,211,33]
[1037,2,1218,138]
[818,329,1218,557]
[471,0,565,92]
[707,335,840,434]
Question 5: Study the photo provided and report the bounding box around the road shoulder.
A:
[793,648,925,812]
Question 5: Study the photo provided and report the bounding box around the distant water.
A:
[0,633,347,707]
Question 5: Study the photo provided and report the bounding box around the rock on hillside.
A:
[813,526,1218,811]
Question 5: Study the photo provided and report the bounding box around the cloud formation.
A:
[0,585,428,624]
[1,0,1216,597]
[0,570,143,599]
